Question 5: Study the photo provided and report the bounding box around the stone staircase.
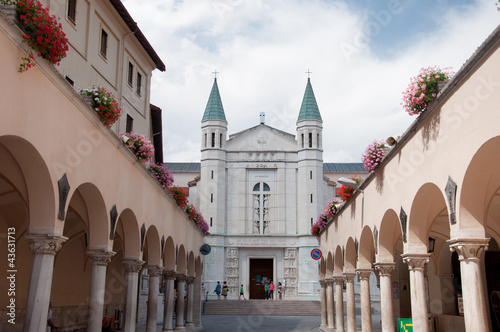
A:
[203,300,321,316]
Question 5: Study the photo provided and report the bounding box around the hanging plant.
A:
[362,139,388,173]
[324,198,341,219]
[311,213,328,238]
[80,86,121,127]
[338,175,363,202]
[193,211,209,235]
[147,163,174,190]
[120,132,155,164]
[16,0,69,72]
[168,186,188,209]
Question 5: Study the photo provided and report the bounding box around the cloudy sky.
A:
[122,0,499,163]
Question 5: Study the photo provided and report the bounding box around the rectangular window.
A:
[127,62,134,86]
[310,194,313,203]
[204,133,207,148]
[210,217,213,227]
[301,133,304,148]
[65,76,74,87]
[311,218,313,227]
[310,171,312,179]
[219,133,223,148]
[100,29,108,58]
[67,0,77,24]
[308,133,313,148]
[211,193,213,203]
[211,133,215,147]
[136,72,142,95]
[126,114,133,133]
[211,170,214,179]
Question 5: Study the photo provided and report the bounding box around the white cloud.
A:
[122,0,499,163]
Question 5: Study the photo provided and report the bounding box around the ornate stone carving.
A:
[163,270,177,280]
[225,248,239,297]
[343,273,356,283]
[87,250,115,266]
[374,263,395,276]
[448,238,489,261]
[283,248,298,297]
[123,259,144,273]
[332,274,344,286]
[402,254,430,271]
[176,273,187,282]
[25,234,67,255]
[356,269,373,280]
[185,276,195,284]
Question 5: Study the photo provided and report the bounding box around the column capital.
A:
[185,276,195,284]
[332,274,344,284]
[374,262,396,276]
[324,277,334,285]
[163,269,177,280]
[319,279,327,287]
[25,233,68,255]
[448,238,489,261]
[343,272,356,283]
[123,259,144,273]
[176,273,187,282]
[402,253,430,271]
[87,250,115,266]
[147,265,164,277]
[356,269,373,280]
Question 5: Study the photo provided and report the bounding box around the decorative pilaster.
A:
[283,248,298,298]
[333,275,345,332]
[146,265,164,332]
[87,250,115,332]
[122,259,145,332]
[402,253,430,332]
[375,263,396,332]
[357,269,373,332]
[343,273,357,332]
[448,238,490,331]
[319,280,328,328]
[24,234,67,332]
[325,278,335,330]
[225,248,239,297]
[162,271,177,332]
[175,274,187,330]
[185,277,195,328]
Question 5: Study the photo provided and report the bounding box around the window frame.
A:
[67,0,77,25]
[100,28,108,58]
[127,62,134,86]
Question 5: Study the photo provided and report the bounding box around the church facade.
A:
[173,78,367,300]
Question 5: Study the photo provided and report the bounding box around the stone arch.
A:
[358,226,375,269]
[163,236,176,271]
[143,225,161,266]
[115,208,141,259]
[334,245,343,274]
[344,237,356,272]
[319,257,326,279]
[378,209,403,263]
[187,251,196,277]
[177,244,187,274]
[326,251,334,277]
[462,136,500,235]
[407,183,448,253]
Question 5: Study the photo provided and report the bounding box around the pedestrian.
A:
[264,282,269,300]
[239,284,246,300]
[47,302,60,332]
[222,281,229,300]
[269,280,275,300]
[277,282,283,300]
[214,281,222,300]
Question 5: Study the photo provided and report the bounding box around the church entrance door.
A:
[249,258,273,299]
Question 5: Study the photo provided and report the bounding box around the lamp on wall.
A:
[386,135,400,146]
[121,135,134,148]
[428,237,436,253]
[338,177,360,190]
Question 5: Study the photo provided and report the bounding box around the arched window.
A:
[253,182,270,234]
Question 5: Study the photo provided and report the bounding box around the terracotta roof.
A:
[109,0,166,72]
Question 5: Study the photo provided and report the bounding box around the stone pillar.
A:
[448,238,490,331]
[122,259,145,332]
[192,277,202,327]
[326,278,335,330]
[175,275,187,330]
[375,263,396,332]
[146,265,164,332]
[344,273,357,332]
[402,254,430,332]
[185,277,195,328]
[24,234,67,332]
[357,269,373,332]
[333,275,345,332]
[87,250,115,332]
[319,280,328,328]
[162,271,176,332]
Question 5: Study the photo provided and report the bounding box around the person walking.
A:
[239,284,246,300]
[264,282,270,300]
[269,281,275,300]
[214,281,222,300]
[277,282,283,300]
[222,281,229,300]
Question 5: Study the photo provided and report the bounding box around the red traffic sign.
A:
[311,249,322,260]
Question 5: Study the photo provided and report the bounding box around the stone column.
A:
[344,273,357,332]
[326,278,335,330]
[357,269,373,332]
[333,275,345,332]
[185,277,195,328]
[87,250,115,332]
[146,265,164,332]
[375,263,396,332]
[448,238,490,331]
[162,271,176,332]
[175,274,187,330]
[402,254,430,332]
[319,280,328,328]
[24,234,67,332]
[122,259,145,332]
[192,277,202,327]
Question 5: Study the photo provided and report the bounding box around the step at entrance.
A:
[203,300,321,316]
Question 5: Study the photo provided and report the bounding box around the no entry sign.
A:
[311,248,322,260]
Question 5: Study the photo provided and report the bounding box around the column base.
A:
[174,326,186,330]
[185,323,195,328]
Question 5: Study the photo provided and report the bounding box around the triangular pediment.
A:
[226,124,297,151]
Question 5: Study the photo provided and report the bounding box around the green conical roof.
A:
[202,78,226,121]
[297,78,322,121]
